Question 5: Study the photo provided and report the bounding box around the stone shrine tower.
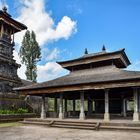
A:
[0,7,27,92]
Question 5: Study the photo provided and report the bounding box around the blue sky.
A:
[1,0,140,82]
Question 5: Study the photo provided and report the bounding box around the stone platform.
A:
[21,118,140,132]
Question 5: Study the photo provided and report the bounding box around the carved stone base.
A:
[41,112,46,119]
[133,112,139,122]
[79,112,85,120]
[104,113,110,121]
[59,113,64,119]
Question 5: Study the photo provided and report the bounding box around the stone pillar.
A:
[59,93,64,119]
[41,95,46,119]
[133,88,139,121]
[123,99,127,117]
[64,99,67,117]
[73,99,76,115]
[87,98,93,116]
[79,91,85,120]
[104,89,110,121]
[54,98,57,117]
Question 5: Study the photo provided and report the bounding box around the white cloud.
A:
[12,0,77,82]
[42,47,60,61]
[15,0,77,46]
[37,62,68,82]
[13,50,26,79]
[0,2,2,9]
[67,1,83,15]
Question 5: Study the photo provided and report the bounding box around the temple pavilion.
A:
[15,47,140,122]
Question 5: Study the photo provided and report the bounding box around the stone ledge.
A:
[0,113,36,119]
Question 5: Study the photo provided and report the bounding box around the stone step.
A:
[21,121,53,126]
[100,125,140,131]
[22,120,97,127]
[21,119,140,132]
[51,124,96,130]
[21,120,100,129]
[24,118,97,125]
[25,118,50,123]
[101,122,140,127]
[53,122,96,127]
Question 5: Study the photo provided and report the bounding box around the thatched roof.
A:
[14,65,140,91]
[57,49,131,71]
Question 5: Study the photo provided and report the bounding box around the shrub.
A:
[17,108,28,114]
[0,108,28,114]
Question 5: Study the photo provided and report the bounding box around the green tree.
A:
[19,30,41,82]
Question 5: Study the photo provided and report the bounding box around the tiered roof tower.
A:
[0,7,27,92]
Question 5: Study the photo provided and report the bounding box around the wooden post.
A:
[59,93,64,119]
[64,99,67,117]
[104,89,110,121]
[73,99,76,115]
[54,97,57,117]
[41,95,46,119]
[123,99,127,117]
[87,98,93,116]
[79,91,85,120]
[133,88,139,121]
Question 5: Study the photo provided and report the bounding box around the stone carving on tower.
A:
[0,7,27,93]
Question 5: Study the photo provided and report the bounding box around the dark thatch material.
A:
[15,65,140,91]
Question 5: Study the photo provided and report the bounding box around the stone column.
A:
[79,91,85,120]
[54,98,57,117]
[41,95,46,119]
[87,98,93,116]
[104,89,110,121]
[59,93,64,119]
[133,88,139,121]
[64,99,67,117]
[123,99,127,117]
[73,99,76,116]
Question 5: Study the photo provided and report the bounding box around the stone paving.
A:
[0,125,140,140]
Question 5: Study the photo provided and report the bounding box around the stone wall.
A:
[0,93,33,112]
[0,113,36,122]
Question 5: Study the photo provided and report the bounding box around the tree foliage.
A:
[19,30,41,82]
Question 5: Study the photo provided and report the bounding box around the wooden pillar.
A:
[59,93,64,119]
[64,99,67,117]
[0,24,4,38]
[73,99,76,115]
[133,88,139,121]
[104,89,110,121]
[41,95,46,119]
[87,98,93,116]
[123,99,127,117]
[54,98,57,112]
[54,98,57,117]
[79,91,85,120]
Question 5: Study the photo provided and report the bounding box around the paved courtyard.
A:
[0,124,140,140]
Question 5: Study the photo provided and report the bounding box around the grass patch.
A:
[0,122,22,128]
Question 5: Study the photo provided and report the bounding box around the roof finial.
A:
[2,6,7,13]
[102,45,106,52]
[84,48,88,54]
[1,4,11,17]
